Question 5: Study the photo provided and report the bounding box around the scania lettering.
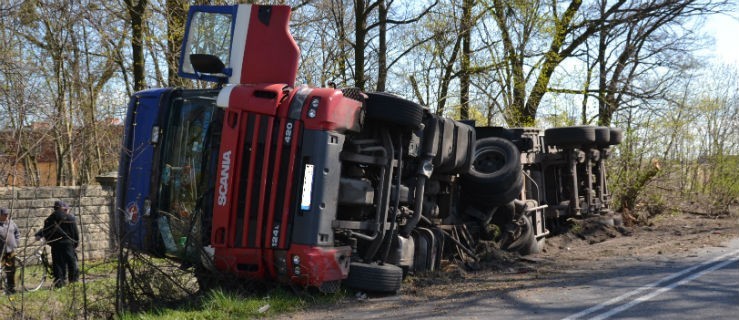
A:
[218,150,232,206]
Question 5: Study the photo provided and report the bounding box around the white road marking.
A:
[563,248,739,320]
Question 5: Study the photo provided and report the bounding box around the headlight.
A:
[292,255,301,266]
[294,266,301,275]
[308,97,320,118]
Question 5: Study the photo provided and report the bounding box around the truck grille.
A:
[246,112,299,249]
[218,110,302,251]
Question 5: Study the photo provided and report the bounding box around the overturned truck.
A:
[116,4,622,294]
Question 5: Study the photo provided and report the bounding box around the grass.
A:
[0,276,119,319]
[0,257,347,319]
[120,287,345,319]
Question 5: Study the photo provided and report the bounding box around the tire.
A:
[345,262,403,293]
[462,137,523,206]
[544,126,596,147]
[499,214,540,255]
[365,92,424,128]
[412,232,430,272]
[608,127,623,145]
[194,265,217,293]
[21,255,46,292]
[466,171,523,207]
[594,127,610,147]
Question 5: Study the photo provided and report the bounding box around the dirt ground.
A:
[401,211,739,298]
[284,209,739,318]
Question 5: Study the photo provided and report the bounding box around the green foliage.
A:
[18,0,39,27]
[643,192,667,218]
[698,155,739,214]
[607,124,663,215]
[450,103,487,123]
[538,110,576,128]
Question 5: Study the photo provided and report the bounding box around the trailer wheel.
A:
[608,127,623,145]
[462,137,522,206]
[345,262,403,293]
[594,127,611,147]
[544,126,596,147]
[365,92,424,128]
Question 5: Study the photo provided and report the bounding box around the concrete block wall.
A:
[0,185,116,261]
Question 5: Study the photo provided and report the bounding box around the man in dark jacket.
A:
[0,208,19,294]
[40,201,79,288]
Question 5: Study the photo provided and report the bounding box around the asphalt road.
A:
[559,238,739,320]
[292,237,739,320]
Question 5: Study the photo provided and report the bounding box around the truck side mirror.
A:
[190,54,226,75]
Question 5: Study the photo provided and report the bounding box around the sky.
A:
[702,12,739,66]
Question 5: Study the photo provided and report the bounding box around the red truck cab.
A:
[185,4,365,291]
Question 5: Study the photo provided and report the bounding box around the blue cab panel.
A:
[116,88,171,253]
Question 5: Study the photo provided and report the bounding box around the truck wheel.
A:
[467,172,523,208]
[608,127,623,145]
[195,265,218,293]
[499,214,540,255]
[462,137,522,206]
[544,126,596,148]
[365,92,424,128]
[345,262,403,293]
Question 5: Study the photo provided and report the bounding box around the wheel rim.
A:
[473,146,506,174]
[21,256,46,291]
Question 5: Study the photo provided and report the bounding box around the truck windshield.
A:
[157,91,222,258]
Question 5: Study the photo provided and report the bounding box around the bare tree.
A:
[15,0,83,185]
[405,0,469,116]
[291,0,354,86]
[349,0,437,90]
[487,0,727,126]
[1,0,127,186]
[594,0,722,126]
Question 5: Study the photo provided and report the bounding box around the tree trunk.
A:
[375,0,387,91]
[354,0,368,90]
[166,0,187,87]
[126,0,148,92]
[459,0,473,120]
[597,0,608,126]
[435,36,461,116]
